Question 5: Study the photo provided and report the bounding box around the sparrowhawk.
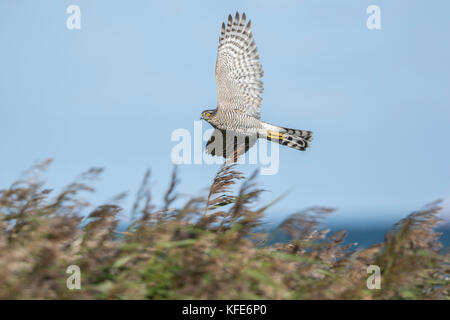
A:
[201,12,313,161]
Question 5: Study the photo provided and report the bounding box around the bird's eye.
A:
[206,112,210,117]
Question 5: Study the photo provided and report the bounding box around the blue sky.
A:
[1,0,450,227]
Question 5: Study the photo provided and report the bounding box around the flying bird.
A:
[201,12,313,161]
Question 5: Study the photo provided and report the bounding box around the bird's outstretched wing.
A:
[215,12,264,119]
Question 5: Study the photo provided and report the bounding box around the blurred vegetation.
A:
[0,159,448,299]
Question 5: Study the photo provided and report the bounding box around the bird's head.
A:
[200,109,216,121]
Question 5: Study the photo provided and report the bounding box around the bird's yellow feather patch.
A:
[267,130,285,141]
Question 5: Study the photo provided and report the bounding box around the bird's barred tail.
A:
[262,123,313,151]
